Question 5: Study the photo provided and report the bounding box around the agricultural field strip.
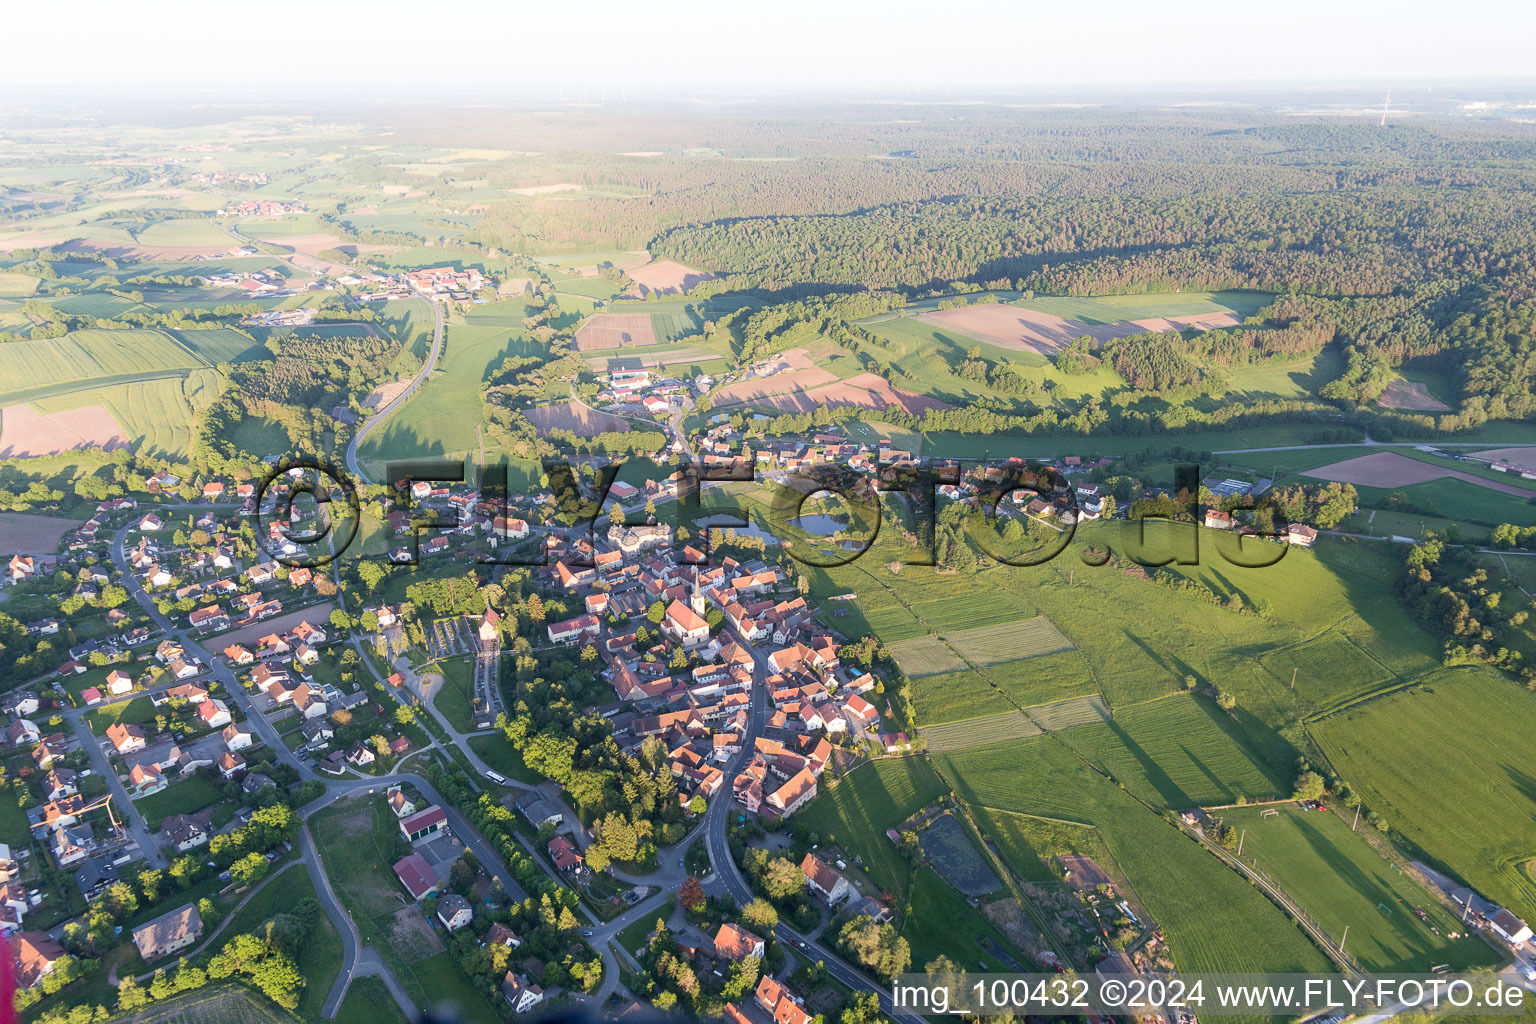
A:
[889,614,1076,677]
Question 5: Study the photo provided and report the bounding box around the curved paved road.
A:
[345,291,446,487]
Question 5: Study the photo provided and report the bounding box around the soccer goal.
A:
[1260,808,1279,818]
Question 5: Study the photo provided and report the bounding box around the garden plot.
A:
[918,812,1002,896]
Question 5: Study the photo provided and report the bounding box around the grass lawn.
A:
[429,657,477,732]
[617,895,676,954]
[134,772,228,828]
[900,867,1027,972]
[795,756,947,899]
[83,695,158,730]
[332,976,408,1024]
[1220,804,1498,973]
[466,732,542,784]
[1310,667,1536,922]
[411,951,503,1024]
[935,735,1330,975]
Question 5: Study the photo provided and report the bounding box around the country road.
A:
[345,290,446,487]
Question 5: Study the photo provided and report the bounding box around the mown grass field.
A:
[1310,667,1536,922]
[944,616,1075,666]
[922,710,1041,752]
[935,735,1330,975]
[1058,694,1285,808]
[795,756,947,899]
[1221,804,1498,973]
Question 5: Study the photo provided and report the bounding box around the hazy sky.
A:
[6,0,1534,91]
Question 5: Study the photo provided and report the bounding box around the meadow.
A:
[358,310,545,470]
[794,756,948,899]
[1058,694,1286,809]
[934,735,1331,975]
[29,367,225,458]
[900,867,1026,973]
[921,711,1041,752]
[1258,631,1397,708]
[1310,667,1536,922]
[970,805,1115,886]
[1220,804,1498,973]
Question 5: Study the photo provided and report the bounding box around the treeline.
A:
[1397,537,1526,675]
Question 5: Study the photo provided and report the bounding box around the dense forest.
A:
[463,115,1536,423]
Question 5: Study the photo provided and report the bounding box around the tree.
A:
[230,852,270,887]
[742,897,779,932]
[115,976,149,1012]
[723,953,761,1000]
[678,875,706,912]
[524,593,545,624]
[1293,770,1326,802]
[837,915,911,980]
[394,705,415,726]
[646,600,666,624]
[1215,690,1237,712]
[608,502,625,527]
[763,856,806,901]
[103,880,139,919]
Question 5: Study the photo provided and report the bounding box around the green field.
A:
[922,711,1042,752]
[971,805,1114,885]
[333,976,408,1024]
[795,756,948,898]
[28,366,225,458]
[359,313,544,469]
[133,772,226,828]
[168,326,269,364]
[910,670,1017,725]
[0,328,205,403]
[1059,694,1285,808]
[1310,668,1536,921]
[901,866,1024,972]
[935,735,1330,975]
[1009,290,1273,325]
[1259,631,1397,707]
[1221,804,1497,973]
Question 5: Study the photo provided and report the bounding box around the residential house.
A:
[129,763,167,795]
[217,751,246,778]
[800,853,852,904]
[713,923,765,961]
[437,893,473,931]
[132,904,203,962]
[387,786,418,818]
[14,932,64,988]
[197,699,232,729]
[162,814,209,851]
[393,854,439,900]
[501,973,545,1014]
[221,723,254,751]
[107,722,147,754]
